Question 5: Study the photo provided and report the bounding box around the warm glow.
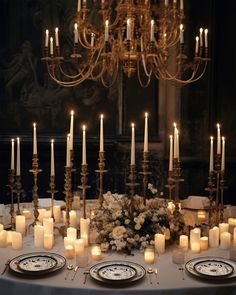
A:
[131,122,135,128]
[46,29,49,35]
[217,123,220,129]
[100,114,104,119]
[210,136,213,140]
[55,27,58,33]
[169,135,173,139]
[17,137,20,143]
[196,36,199,42]
[145,112,148,118]
[33,122,36,128]
[74,23,78,30]
[180,24,184,31]
[200,28,203,34]
[151,19,154,26]
[173,122,177,128]
[222,136,225,141]
[105,20,109,27]
[70,110,74,116]
[82,125,86,131]
[50,37,53,42]
[127,18,130,26]
[204,28,208,35]
[11,138,14,143]
[51,139,54,144]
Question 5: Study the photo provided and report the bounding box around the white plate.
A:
[9,252,66,276]
[185,257,236,280]
[18,255,57,273]
[90,260,146,284]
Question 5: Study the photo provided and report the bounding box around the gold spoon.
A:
[65,264,74,280]
[71,265,79,281]
[147,268,153,284]
[154,268,159,284]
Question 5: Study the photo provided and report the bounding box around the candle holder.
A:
[126,164,139,214]
[29,154,42,227]
[47,176,58,221]
[172,158,184,202]
[69,149,76,211]
[204,171,217,227]
[13,175,24,216]
[219,171,227,223]
[78,164,91,219]
[214,154,221,224]
[95,152,108,207]
[165,170,175,200]
[139,152,151,205]
[7,169,15,229]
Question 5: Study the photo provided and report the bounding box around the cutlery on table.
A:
[147,268,153,285]
[83,270,89,284]
[1,259,10,275]
[64,264,74,280]
[154,268,159,285]
[178,266,185,280]
[71,266,79,281]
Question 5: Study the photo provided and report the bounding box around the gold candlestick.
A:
[7,169,15,229]
[214,154,221,224]
[29,154,42,227]
[126,164,139,214]
[165,170,175,200]
[219,171,227,223]
[78,164,90,219]
[13,175,24,216]
[47,175,58,221]
[139,152,151,205]
[64,166,72,232]
[172,158,184,202]
[205,171,216,227]
[95,151,108,207]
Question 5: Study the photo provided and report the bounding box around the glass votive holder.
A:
[91,244,102,261]
[144,246,155,264]
[172,247,185,265]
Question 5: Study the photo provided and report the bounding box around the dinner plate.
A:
[185,257,236,280]
[9,252,66,276]
[90,260,146,284]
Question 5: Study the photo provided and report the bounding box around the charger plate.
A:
[9,252,66,276]
[90,260,145,284]
[185,257,236,280]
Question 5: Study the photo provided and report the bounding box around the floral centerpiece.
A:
[90,191,187,253]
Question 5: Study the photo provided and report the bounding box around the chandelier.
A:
[42,0,210,88]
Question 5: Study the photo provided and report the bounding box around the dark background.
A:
[0,0,235,204]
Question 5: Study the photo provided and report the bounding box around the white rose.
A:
[112,226,126,240]
[135,223,141,230]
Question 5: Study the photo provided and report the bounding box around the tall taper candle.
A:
[131,123,135,165]
[100,114,104,152]
[69,110,74,151]
[55,27,59,47]
[221,137,225,171]
[217,123,221,155]
[33,122,37,155]
[144,112,148,152]
[66,134,71,167]
[51,139,55,176]
[127,19,131,40]
[173,123,177,158]
[11,138,15,170]
[169,135,173,171]
[45,29,49,47]
[176,129,179,160]
[105,20,109,42]
[82,125,87,165]
[74,24,78,43]
[209,136,214,172]
[16,137,21,176]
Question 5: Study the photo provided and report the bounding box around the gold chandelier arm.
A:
[137,60,152,88]
[141,54,152,77]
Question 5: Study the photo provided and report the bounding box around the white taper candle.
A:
[144,112,149,152]
[51,139,55,176]
[82,125,87,165]
[131,123,135,165]
[100,114,104,152]
[16,137,21,176]
[11,138,14,170]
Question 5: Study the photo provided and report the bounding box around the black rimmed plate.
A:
[185,257,236,280]
[9,252,66,276]
[90,260,145,284]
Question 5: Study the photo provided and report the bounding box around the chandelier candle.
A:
[131,123,135,165]
[195,36,199,55]
[105,20,109,42]
[45,29,49,47]
[74,24,78,43]
[144,112,148,153]
[173,123,178,159]
[127,19,131,41]
[55,27,59,47]
[150,20,155,42]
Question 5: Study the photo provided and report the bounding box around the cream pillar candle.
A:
[65,245,74,259]
[64,237,75,248]
[216,123,221,155]
[0,224,4,232]
[219,223,229,235]
[144,112,149,152]
[82,125,87,165]
[191,242,201,253]
[209,226,219,248]
[144,247,155,264]
[44,210,52,219]
[200,237,209,251]
[0,230,7,248]
[220,232,231,250]
[15,215,26,235]
[34,224,44,247]
[69,210,77,228]
[67,227,77,241]
[179,235,188,251]
[228,218,236,234]
[22,208,31,219]
[190,228,201,250]
[154,233,165,254]
[53,205,61,223]
[33,122,37,155]
[91,244,102,261]
[74,238,85,256]
[69,110,74,151]
[80,218,90,247]
[7,231,13,245]
[44,234,54,250]
[38,208,47,223]
[100,114,104,152]
[12,232,23,250]
[43,218,54,235]
[16,137,21,176]
[169,135,173,171]
[11,138,14,170]
[130,123,135,165]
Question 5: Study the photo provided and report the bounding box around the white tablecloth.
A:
[0,232,236,295]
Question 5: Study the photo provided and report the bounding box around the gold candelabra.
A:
[47,175,58,221]
[139,152,151,205]
[29,154,42,227]
[95,152,108,206]
[219,171,227,223]
[205,171,217,227]
[165,170,175,200]
[13,175,24,216]
[78,164,90,219]
[126,164,139,213]
[172,158,184,202]
[62,166,73,234]
[42,0,209,88]
[7,169,15,229]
